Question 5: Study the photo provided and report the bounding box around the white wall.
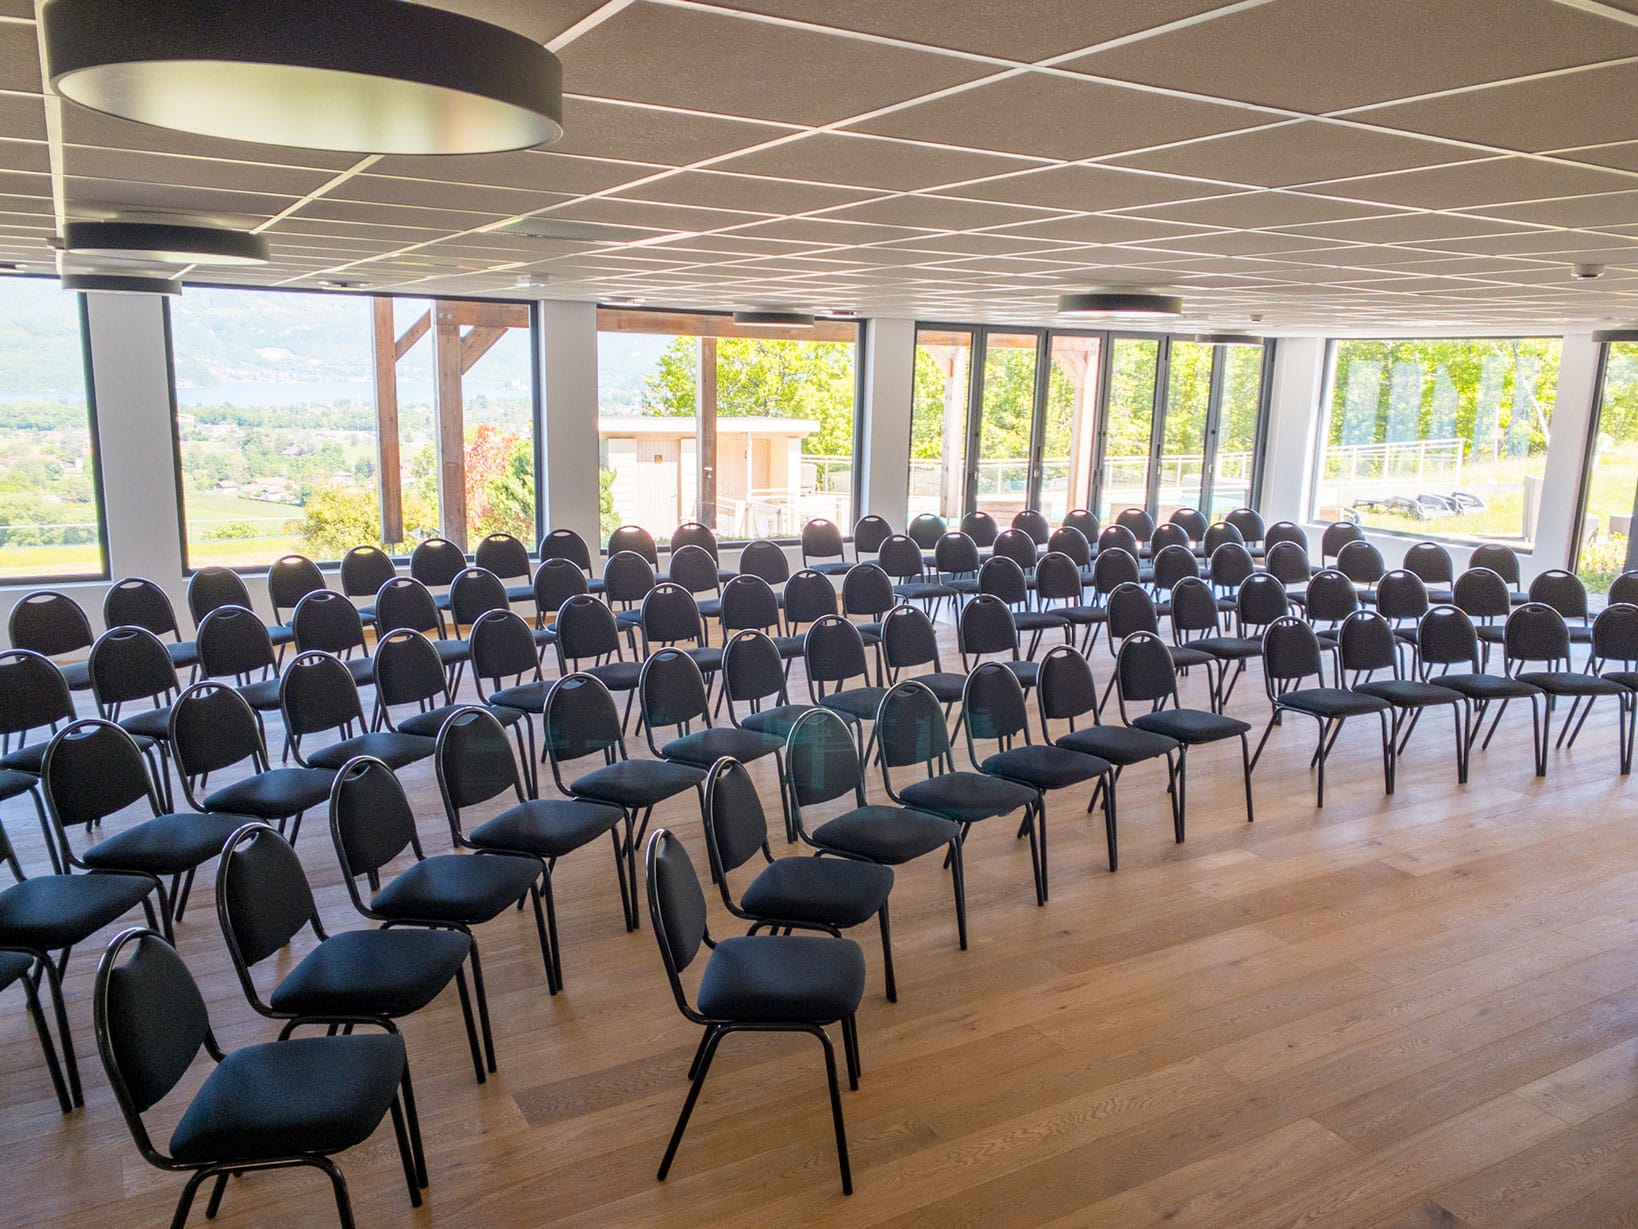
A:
[858,317,915,526]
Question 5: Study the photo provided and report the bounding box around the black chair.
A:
[376,576,470,685]
[1083,547,1140,653]
[785,707,966,949]
[671,521,733,584]
[1225,507,1266,552]
[466,608,552,786]
[878,679,1040,904]
[783,568,839,638]
[194,605,283,726]
[1265,539,1314,605]
[801,518,852,575]
[1376,569,1431,655]
[170,681,334,844]
[1035,550,1105,647]
[1263,520,1309,560]
[1470,542,1527,605]
[880,603,966,707]
[1571,602,1638,772]
[340,544,398,626]
[907,512,948,561]
[372,628,529,766]
[1208,540,1256,611]
[1170,576,1261,711]
[667,544,724,637]
[1455,565,1514,667]
[702,756,896,1000]
[1250,616,1391,806]
[1061,508,1097,545]
[410,537,466,612]
[1610,572,1638,607]
[840,561,895,664]
[737,538,791,587]
[1504,602,1626,775]
[539,527,604,596]
[604,549,658,645]
[267,554,327,627]
[1149,521,1192,559]
[189,566,294,652]
[961,509,1000,549]
[1403,541,1455,603]
[1011,509,1051,546]
[9,590,94,691]
[1320,520,1364,566]
[1202,521,1246,560]
[879,534,957,621]
[934,530,983,603]
[1337,539,1386,604]
[532,557,589,635]
[549,595,641,733]
[639,649,785,800]
[1036,645,1177,871]
[1116,630,1256,831]
[1169,507,1208,544]
[94,926,426,1227]
[0,648,81,873]
[1150,542,1200,612]
[991,527,1039,581]
[608,523,660,567]
[1105,582,1218,712]
[88,625,182,807]
[1114,507,1155,554]
[42,718,241,927]
[803,615,886,760]
[0,935,76,1113]
[474,531,535,603]
[1529,569,1594,647]
[329,756,549,1074]
[853,514,891,560]
[542,673,705,932]
[637,583,723,684]
[1339,611,1468,785]
[435,706,625,993]
[291,590,375,688]
[981,556,1068,659]
[1046,526,1093,579]
[720,574,802,665]
[103,578,198,673]
[280,651,435,772]
[960,662,1107,900]
[447,566,509,639]
[957,593,1038,694]
[645,828,864,1194]
[1416,604,1544,767]
[215,820,483,1093]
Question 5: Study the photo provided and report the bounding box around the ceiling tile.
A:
[732,217,941,244]
[1115,191,1409,228]
[0,21,38,93]
[1130,230,1364,257]
[63,147,332,198]
[289,199,501,231]
[547,98,792,166]
[330,175,574,216]
[1271,213,1538,243]
[65,177,284,222]
[59,104,361,171]
[1066,0,1638,112]
[414,0,605,43]
[848,72,1271,161]
[1482,190,1638,228]
[945,164,1232,211]
[368,150,658,197]
[544,196,773,232]
[711,132,1045,192]
[819,193,1066,230]
[1551,141,1638,175]
[991,214,1219,245]
[613,170,879,214]
[1303,156,1638,211]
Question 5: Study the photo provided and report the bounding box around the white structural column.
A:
[1531,331,1600,579]
[1257,336,1328,526]
[538,299,603,551]
[858,316,915,526]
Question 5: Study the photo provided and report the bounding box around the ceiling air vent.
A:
[487,220,644,244]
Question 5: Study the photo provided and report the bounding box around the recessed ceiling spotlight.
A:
[317,278,364,290]
[733,309,815,328]
[61,271,181,296]
[61,219,270,266]
[1057,291,1183,317]
[1572,263,1606,280]
[41,0,563,155]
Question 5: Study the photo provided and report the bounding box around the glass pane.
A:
[596,329,696,545]
[1039,334,1102,523]
[1314,338,1561,549]
[909,329,972,521]
[1098,338,1160,520]
[974,332,1040,520]
[0,278,103,579]
[1211,344,1266,518]
[1579,341,1638,592]
[459,323,537,544]
[1158,339,1212,522]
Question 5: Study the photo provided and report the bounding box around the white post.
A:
[538,299,603,554]
[1258,336,1328,526]
[859,317,915,528]
[1529,332,1600,581]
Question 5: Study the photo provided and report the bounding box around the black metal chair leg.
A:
[467,940,498,1075]
[659,1027,723,1181]
[685,1028,713,1081]
[20,970,70,1114]
[387,1094,422,1207]
[204,1171,230,1219]
[527,883,558,993]
[450,964,484,1085]
[877,902,896,1003]
[170,1169,212,1229]
[1036,798,1048,902]
[950,838,968,951]
[1023,803,1044,906]
[814,1026,853,1195]
[1240,733,1255,823]
[318,1157,357,1229]
[1379,710,1395,795]
[1174,747,1188,841]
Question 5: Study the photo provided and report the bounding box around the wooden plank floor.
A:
[5,615,1637,1228]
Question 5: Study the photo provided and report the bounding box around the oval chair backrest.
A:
[474,533,531,581]
[720,574,782,633]
[842,563,894,619]
[667,544,720,596]
[1417,605,1481,671]
[1012,509,1050,545]
[435,705,523,812]
[1264,540,1312,587]
[1115,631,1179,707]
[168,681,264,777]
[1262,616,1325,689]
[218,822,320,969]
[329,755,419,879]
[783,570,838,627]
[640,583,704,646]
[992,529,1038,571]
[1092,547,1140,596]
[539,528,593,574]
[1321,520,1364,561]
[646,828,708,976]
[195,606,275,680]
[1503,602,1571,670]
[1170,577,1220,635]
[10,590,93,658]
[410,538,466,588]
[801,518,846,563]
[291,589,367,656]
[1107,583,1160,640]
[1375,570,1429,622]
[1225,507,1266,543]
[1592,602,1638,665]
[373,629,449,709]
[534,558,589,614]
[608,525,659,566]
[907,513,947,550]
[89,625,178,707]
[853,515,892,556]
[603,550,657,606]
[1305,569,1360,624]
[267,555,326,618]
[449,567,509,629]
[1062,509,1098,543]
[1035,551,1084,603]
[1453,567,1512,620]
[881,603,939,671]
[671,522,720,561]
[979,556,1029,606]
[1609,571,1638,608]
[1037,644,1096,722]
[1336,540,1386,586]
[1169,508,1208,542]
[961,661,1029,746]
[1099,524,1140,559]
[935,531,982,575]
[1469,543,1521,588]
[640,648,710,729]
[703,757,770,876]
[1263,521,1308,553]
[543,673,625,764]
[721,629,787,705]
[877,534,926,581]
[103,578,182,640]
[737,539,790,585]
[876,679,950,769]
[1202,521,1245,556]
[1046,526,1091,568]
[1337,611,1399,675]
[804,615,870,686]
[280,650,364,739]
[1403,541,1454,586]
[958,594,1019,659]
[1210,541,1255,590]
[95,928,211,1115]
[374,576,443,636]
[468,609,542,681]
[1150,522,1191,555]
[1237,572,1291,631]
[340,545,398,598]
[43,719,155,831]
[960,511,999,547]
[1115,507,1155,542]
[1528,569,1588,621]
[188,567,254,625]
[1151,544,1200,592]
[784,707,863,808]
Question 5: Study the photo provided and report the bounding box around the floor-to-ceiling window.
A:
[1211,342,1269,517]
[973,332,1041,521]
[1158,339,1213,522]
[1577,337,1638,592]
[1097,338,1161,522]
[909,329,974,522]
[1039,334,1102,522]
[0,277,105,580]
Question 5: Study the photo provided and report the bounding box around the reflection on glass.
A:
[1158,340,1211,521]
[909,329,972,521]
[974,333,1040,520]
[1579,341,1638,592]
[1211,345,1266,517]
[1098,338,1159,520]
[1313,338,1561,549]
[1040,334,1102,522]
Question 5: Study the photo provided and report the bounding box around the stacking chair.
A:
[879,534,957,621]
[785,708,966,948]
[1403,541,1455,603]
[1225,507,1267,554]
[853,514,892,561]
[340,544,398,627]
[375,576,469,684]
[1375,569,1431,657]
[638,583,723,685]
[467,609,552,784]
[447,566,509,639]
[840,562,895,663]
[1320,520,1364,567]
[604,549,658,648]
[1034,550,1105,647]
[267,554,327,628]
[737,538,791,588]
[189,566,294,653]
[539,527,604,595]
[1116,631,1256,831]
[103,577,197,673]
[1528,569,1594,647]
[94,927,427,1227]
[670,521,733,584]
[291,590,375,688]
[957,594,1039,694]
[1263,520,1309,558]
[1336,539,1386,605]
[960,663,1108,900]
[372,628,529,772]
[329,756,549,1074]
[1610,572,1638,607]
[935,530,983,604]
[1012,508,1051,546]
[1169,576,1262,711]
[1470,542,1528,605]
[1036,645,1177,871]
[991,528,1039,585]
[9,590,94,691]
[1046,525,1093,580]
[1306,569,1361,664]
[1209,540,1256,611]
[410,537,466,612]
[88,625,182,807]
[170,681,334,844]
[435,707,625,993]
[194,605,283,729]
[666,544,724,639]
[280,651,435,771]
[1062,508,1098,545]
[961,510,1000,551]
[1149,521,1192,560]
[1265,539,1314,606]
[1570,602,1638,772]
[1455,565,1514,668]
[720,574,802,668]
[907,512,948,566]
[542,673,705,932]
[0,649,81,872]
[1114,507,1155,555]
[1169,507,1208,545]
[0,935,76,1113]
[645,828,864,1194]
[720,629,814,740]
[1201,521,1245,560]
[215,821,483,1090]
[880,603,967,707]
[1251,616,1391,806]
[783,568,840,638]
[878,680,1039,904]
[1104,583,1218,712]
[550,595,641,733]
[1149,542,1200,613]
[702,756,896,1000]
[608,524,660,567]
[1416,605,1544,768]
[801,517,852,575]
[1504,602,1626,775]
[532,557,589,637]
[42,719,241,927]
[1099,527,1144,565]
[639,649,785,793]
[1338,611,1468,785]
[981,556,1068,658]
[803,615,887,760]
[474,531,535,602]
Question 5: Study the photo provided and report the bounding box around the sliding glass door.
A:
[973,332,1042,521]
[1040,334,1102,521]
[1098,338,1160,521]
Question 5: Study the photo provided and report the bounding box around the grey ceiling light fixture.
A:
[61,219,270,265]
[61,272,182,295]
[1592,328,1638,343]
[40,0,564,155]
[1193,332,1262,345]
[733,309,815,328]
[1057,291,1183,317]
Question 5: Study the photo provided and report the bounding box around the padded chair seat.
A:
[356,604,377,626]
[396,702,525,738]
[1475,625,1508,645]
[738,704,816,738]
[770,635,805,660]
[0,949,29,988]
[696,598,723,621]
[1056,725,1178,765]
[568,758,705,808]
[489,680,550,711]
[1,734,154,775]
[895,671,965,704]
[0,768,35,802]
[268,623,296,647]
[981,744,1108,790]
[855,622,882,646]
[1430,672,1542,701]
[739,858,894,928]
[303,731,435,771]
[433,639,470,666]
[1567,626,1594,645]
[1048,604,1106,625]
[1168,645,1216,669]
[533,627,557,649]
[893,582,957,602]
[684,646,724,675]
[504,584,533,603]
[697,935,865,1023]
[237,678,282,711]
[819,687,888,722]
[117,706,173,741]
[1184,635,1262,660]
[1516,670,1627,697]
[169,1033,405,1164]
[900,771,1037,822]
[1355,679,1465,708]
[1015,610,1069,633]
[809,806,958,864]
[1133,707,1252,744]
[340,657,375,686]
[203,767,335,818]
[809,560,853,576]
[59,661,91,690]
[0,871,154,948]
[1005,659,1039,689]
[586,661,642,692]
[587,577,606,596]
[660,726,785,767]
[1272,688,1390,719]
[269,928,473,1018]
[1425,587,1455,603]
[165,640,200,669]
[1604,670,1638,691]
[371,852,541,923]
[82,812,245,875]
[469,797,624,859]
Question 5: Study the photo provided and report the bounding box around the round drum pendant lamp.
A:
[42,0,564,155]
[62,272,182,295]
[62,220,270,266]
[1057,291,1183,317]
